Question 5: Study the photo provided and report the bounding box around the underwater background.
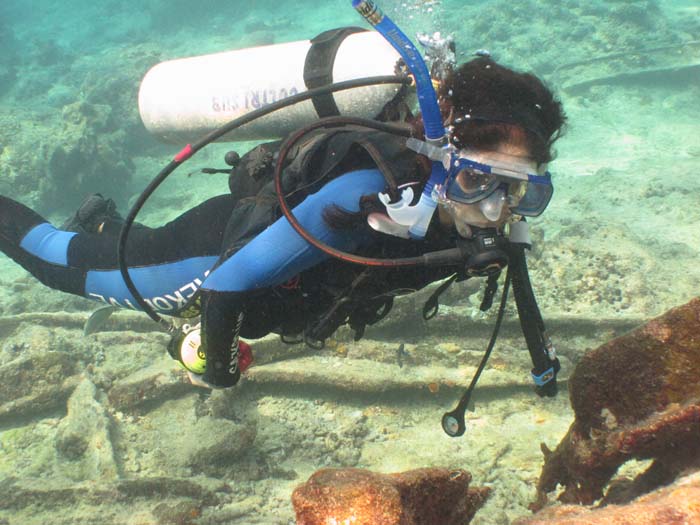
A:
[0,0,699,523]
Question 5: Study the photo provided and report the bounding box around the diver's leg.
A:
[0,195,235,313]
[73,194,236,312]
[0,196,86,294]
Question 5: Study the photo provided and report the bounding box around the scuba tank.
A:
[138,28,404,143]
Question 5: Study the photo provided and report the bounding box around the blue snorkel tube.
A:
[353,0,448,239]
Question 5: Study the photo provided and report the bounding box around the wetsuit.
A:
[0,168,459,387]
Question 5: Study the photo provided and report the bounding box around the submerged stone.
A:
[0,352,80,422]
[55,378,118,480]
[519,471,700,525]
[107,358,191,411]
[292,467,489,525]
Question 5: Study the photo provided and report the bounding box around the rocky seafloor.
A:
[1,0,699,523]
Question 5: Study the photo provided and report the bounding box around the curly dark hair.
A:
[440,57,567,164]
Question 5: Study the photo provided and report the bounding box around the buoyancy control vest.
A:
[223,125,426,250]
[221,125,456,342]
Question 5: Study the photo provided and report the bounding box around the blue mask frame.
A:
[443,155,554,217]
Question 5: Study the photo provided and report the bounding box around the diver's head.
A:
[436,141,537,235]
[435,57,566,237]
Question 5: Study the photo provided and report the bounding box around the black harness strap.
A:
[348,295,393,341]
[422,269,499,321]
[422,274,458,320]
[354,136,400,199]
[305,268,372,347]
[479,272,500,311]
[304,27,366,118]
[508,241,560,396]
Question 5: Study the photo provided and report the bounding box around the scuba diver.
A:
[0,3,566,436]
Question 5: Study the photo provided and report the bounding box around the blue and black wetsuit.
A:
[1,169,434,386]
[196,169,390,386]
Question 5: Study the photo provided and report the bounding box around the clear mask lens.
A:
[455,168,497,194]
[446,167,500,204]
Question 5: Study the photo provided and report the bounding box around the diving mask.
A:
[405,138,554,218]
[441,149,553,217]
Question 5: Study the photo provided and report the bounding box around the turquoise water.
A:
[0,1,699,524]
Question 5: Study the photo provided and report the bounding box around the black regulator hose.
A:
[118,75,411,327]
[441,268,511,437]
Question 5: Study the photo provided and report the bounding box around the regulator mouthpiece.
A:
[479,188,506,222]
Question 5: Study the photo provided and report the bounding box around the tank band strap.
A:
[304,27,366,118]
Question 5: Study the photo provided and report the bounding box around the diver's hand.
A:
[178,337,253,389]
[186,371,224,389]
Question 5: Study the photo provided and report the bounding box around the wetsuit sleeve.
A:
[199,290,246,387]
[199,169,386,387]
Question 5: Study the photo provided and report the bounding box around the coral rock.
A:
[107,359,191,411]
[292,467,489,525]
[0,352,81,422]
[534,297,700,508]
[55,378,119,480]
[518,471,700,524]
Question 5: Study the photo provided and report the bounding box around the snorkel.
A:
[353,0,448,239]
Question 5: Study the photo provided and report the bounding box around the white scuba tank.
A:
[138,29,404,143]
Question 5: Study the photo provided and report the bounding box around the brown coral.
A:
[533,298,700,508]
[518,471,700,524]
[292,467,490,525]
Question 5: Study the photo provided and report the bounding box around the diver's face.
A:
[439,143,534,237]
